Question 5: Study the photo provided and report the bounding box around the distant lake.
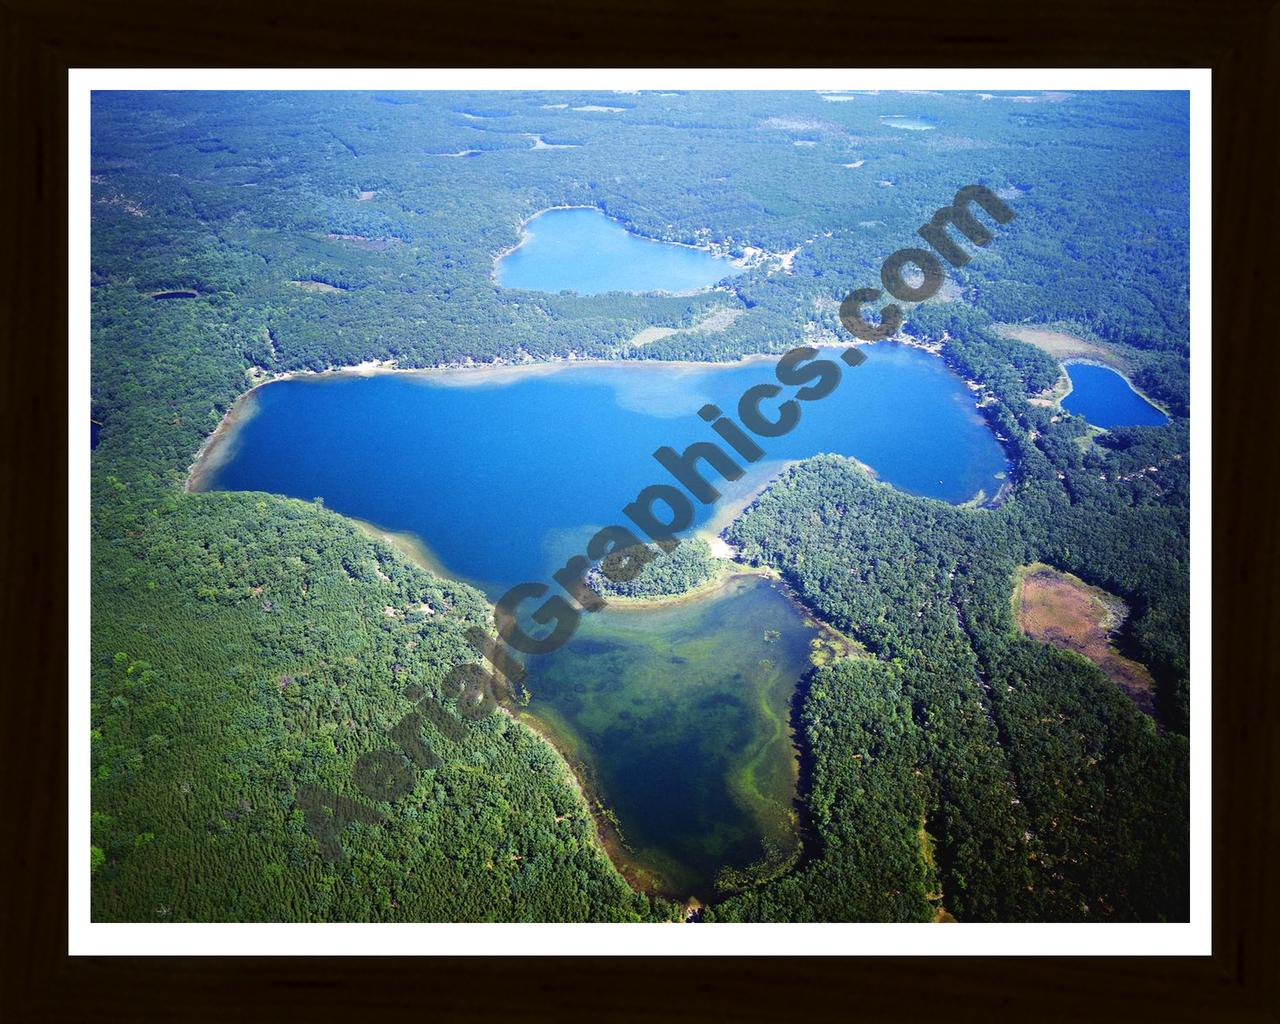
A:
[880,115,935,131]
[197,343,1008,898]
[495,207,744,295]
[1062,362,1168,429]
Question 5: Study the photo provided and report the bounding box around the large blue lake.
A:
[496,207,744,295]
[199,344,1007,597]
[1062,362,1168,429]
[197,344,1008,898]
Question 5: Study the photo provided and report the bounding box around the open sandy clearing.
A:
[1014,562,1158,719]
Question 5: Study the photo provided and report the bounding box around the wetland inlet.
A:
[522,574,816,899]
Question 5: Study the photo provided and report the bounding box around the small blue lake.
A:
[495,207,744,295]
[1061,362,1168,429]
[199,344,1008,597]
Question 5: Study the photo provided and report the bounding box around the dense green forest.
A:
[92,493,660,920]
[587,537,718,599]
[91,90,1191,922]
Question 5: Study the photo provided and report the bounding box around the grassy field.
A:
[995,324,1127,367]
[1013,562,1158,719]
[625,305,746,348]
[995,324,1122,406]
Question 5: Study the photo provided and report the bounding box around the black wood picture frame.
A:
[3,1,1275,1019]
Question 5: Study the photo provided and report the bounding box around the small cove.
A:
[522,574,816,899]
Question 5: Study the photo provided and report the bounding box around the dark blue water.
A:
[202,344,1007,598]
[496,207,744,295]
[1061,362,1168,429]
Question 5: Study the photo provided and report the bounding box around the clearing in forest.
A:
[1013,562,1158,719]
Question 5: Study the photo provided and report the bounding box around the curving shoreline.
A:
[1059,357,1172,419]
[994,323,1173,418]
[592,562,774,612]
[184,350,817,491]
[178,342,1003,904]
[504,703,682,901]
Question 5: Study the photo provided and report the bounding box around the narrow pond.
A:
[195,343,1009,898]
[880,115,935,131]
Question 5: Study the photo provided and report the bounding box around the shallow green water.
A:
[523,575,816,899]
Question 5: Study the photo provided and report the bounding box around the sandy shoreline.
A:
[596,564,778,612]
[346,516,457,582]
[503,702,680,900]
[183,388,265,493]
[489,203,595,270]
